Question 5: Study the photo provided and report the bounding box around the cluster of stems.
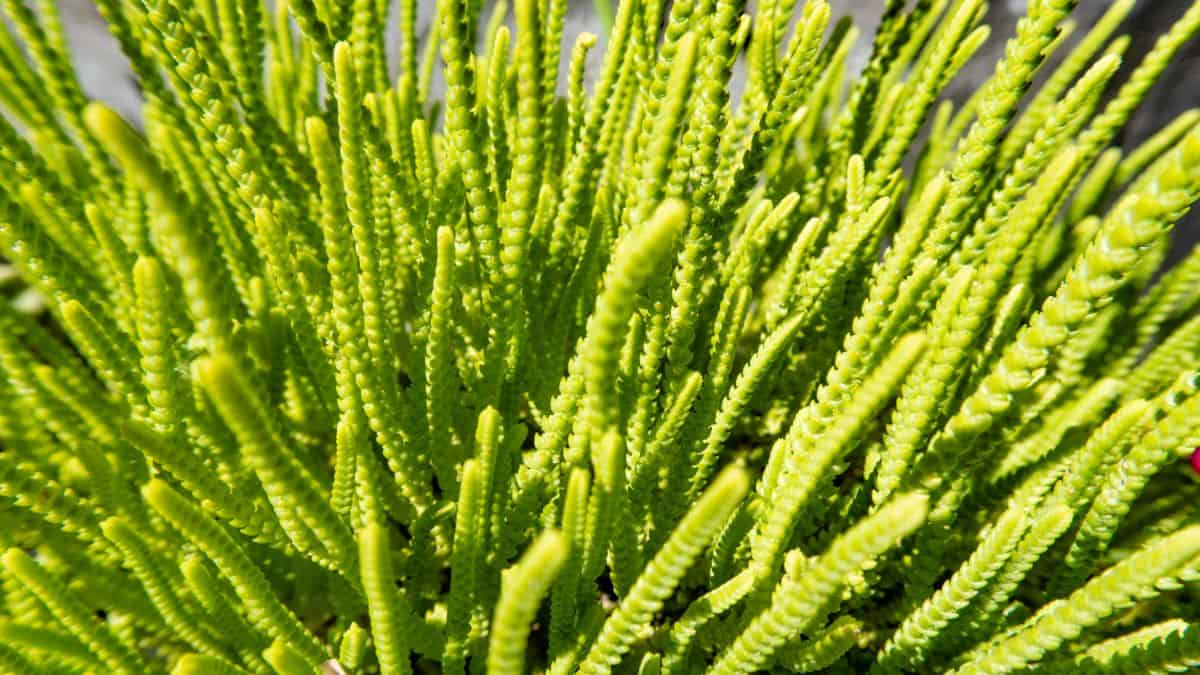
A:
[3,0,1200,673]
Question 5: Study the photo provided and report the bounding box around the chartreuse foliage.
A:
[7,1,1200,674]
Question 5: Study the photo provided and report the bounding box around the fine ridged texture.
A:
[1,548,146,675]
[488,530,568,675]
[711,493,929,675]
[1060,622,1200,674]
[953,525,1200,674]
[578,466,750,675]
[3,1,1200,673]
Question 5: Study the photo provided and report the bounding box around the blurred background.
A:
[22,1,1200,258]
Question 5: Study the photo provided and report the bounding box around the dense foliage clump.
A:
[4,0,1200,673]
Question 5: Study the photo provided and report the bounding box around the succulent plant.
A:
[3,0,1200,673]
